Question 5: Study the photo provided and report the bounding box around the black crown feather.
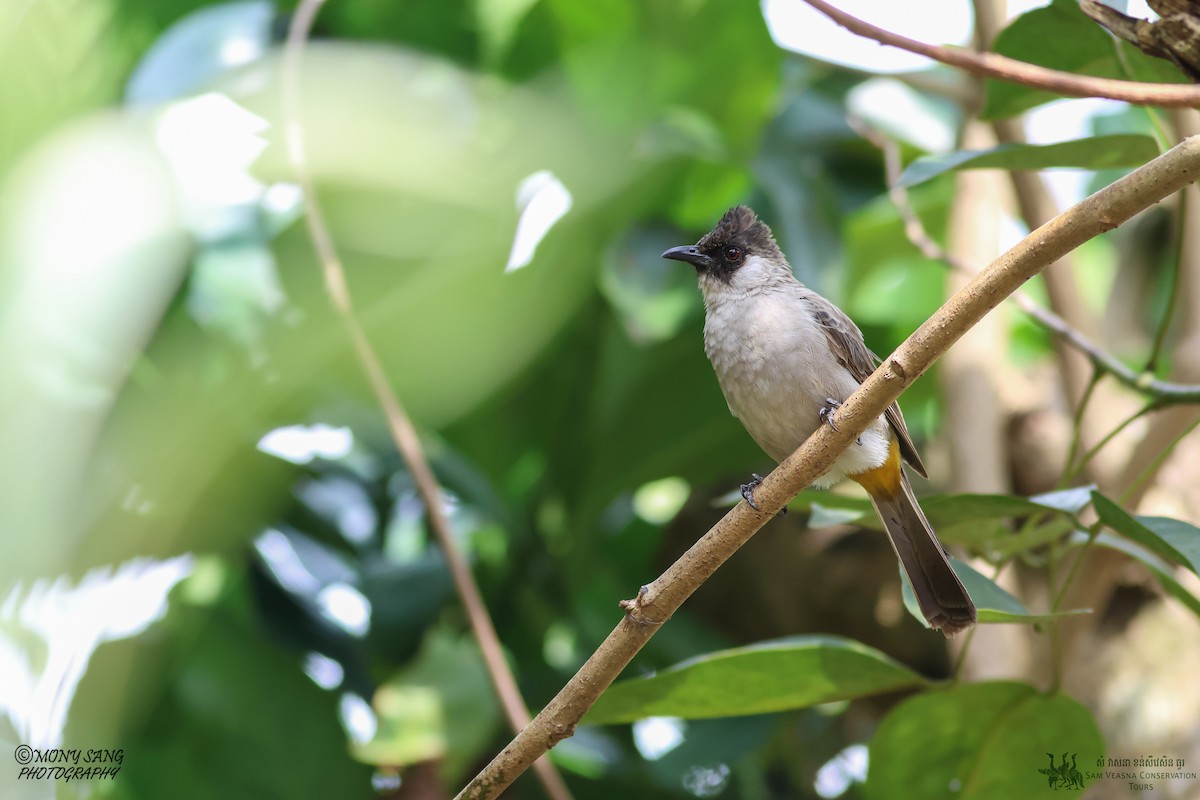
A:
[698,206,780,256]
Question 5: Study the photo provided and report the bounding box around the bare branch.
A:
[456,136,1200,800]
[799,0,1200,107]
[1017,302,1200,403]
[281,4,573,800]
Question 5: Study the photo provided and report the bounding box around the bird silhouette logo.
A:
[1036,752,1086,790]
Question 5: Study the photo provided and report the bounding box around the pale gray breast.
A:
[702,289,859,462]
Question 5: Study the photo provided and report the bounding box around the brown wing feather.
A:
[805,296,928,478]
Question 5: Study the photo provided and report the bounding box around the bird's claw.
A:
[741,473,764,510]
[820,397,863,445]
[740,473,788,517]
[819,397,841,432]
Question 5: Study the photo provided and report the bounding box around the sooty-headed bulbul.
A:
[662,206,976,636]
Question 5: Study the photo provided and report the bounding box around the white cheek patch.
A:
[729,256,773,291]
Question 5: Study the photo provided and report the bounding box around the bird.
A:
[662,205,976,636]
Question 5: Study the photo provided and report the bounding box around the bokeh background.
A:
[2,0,1199,798]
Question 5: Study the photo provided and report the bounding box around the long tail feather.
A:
[869,474,976,635]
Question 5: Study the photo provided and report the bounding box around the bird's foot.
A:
[819,397,863,445]
[740,473,788,516]
[741,473,764,510]
[819,398,842,431]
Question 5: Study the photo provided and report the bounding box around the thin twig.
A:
[281,4,573,800]
[1120,414,1200,503]
[1021,302,1200,402]
[1064,402,1158,484]
[457,135,1200,800]
[848,118,1200,405]
[1062,369,1102,484]
[1048,521,1103,691]
[799,0,1200,108]
[1145,188,1187,373]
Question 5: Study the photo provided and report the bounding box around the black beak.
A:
[661,245,713,270]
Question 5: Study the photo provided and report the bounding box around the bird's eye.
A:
[723,246,743,262]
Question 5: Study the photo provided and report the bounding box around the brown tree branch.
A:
[849,119,1200,406]
[799,0,1200,107]
[455,136,1200,800]
[281,4,573,800]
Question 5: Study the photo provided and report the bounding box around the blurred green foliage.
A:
[2,1,1199,799]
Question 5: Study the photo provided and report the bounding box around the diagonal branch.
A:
[455,134,1200,800]
[849,117,1200,405]
[281,3,573,800]
[799,0,1200,107]
[1017,302,1200,403]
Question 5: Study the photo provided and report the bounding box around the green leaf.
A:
[789,489,1085,546]
[936,518,1018,550]
[1090,532,1200,619]
[583,636,926,725]
[920,493,1048,528]
[1135,516,1200,576]
[865,682,1105,799]
[1092,492,1200,576]
[989,514,1078,561]
[901,559,1089,626]
[982,0,1122,119]
[897,136,1159,188]
[912,489,1094,532]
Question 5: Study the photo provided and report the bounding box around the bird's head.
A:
[661,206,789,296]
